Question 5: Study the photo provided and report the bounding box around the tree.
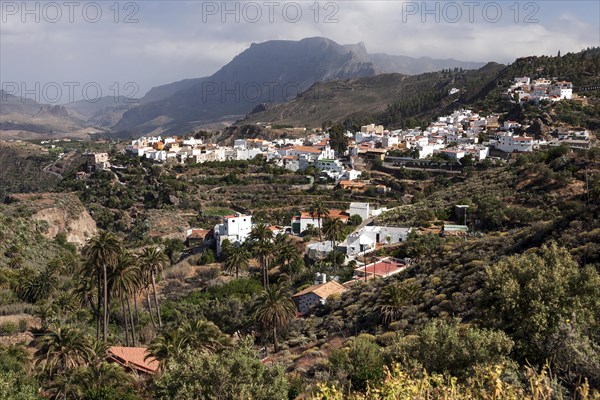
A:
[483,243,600,372]
[139,247,169,328]
[389,319,514,377]
[179,319,232,354]
[83,231,123,341]
[0,371,42,400]
[154,340,289,400]
[224,245,250,279]
[68,362,136,400]
[147,319,231,364]
[309,202,329,241]
[329,336,385,393]
[376,281,418,325]
[274,237,303,278]
[34,327,92,380]
[328,126,348,156]
[13,265,58,304]
[253,281,296,353]
[322,217,346,272]
[146,328,189,364]
[249,223,274,287]
[0,344,30,374]
[111,251,141,346]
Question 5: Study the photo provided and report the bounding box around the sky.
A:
[1,0,599,103]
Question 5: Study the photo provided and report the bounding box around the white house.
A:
[292,275,346,313]
[549,81,573,100]
[291,210,349,235]
[348,202,371,220]
[347,202,388,221]
[438,149,466,160]
[338,226,412,257]
[382,135,399,148]
[340,169,362,181]
[514,77,531,86]
[214,213,253,255]
[315,158,343,173]
[496,132,534,153]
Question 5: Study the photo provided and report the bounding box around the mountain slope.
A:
[0,90,86,137]
[241,62,506,128]
[370,53,485,75]
[113,37,378,134]
[139,77,207,104]
[113,37,488,134]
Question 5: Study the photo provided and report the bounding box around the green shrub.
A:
[0,322,18,335]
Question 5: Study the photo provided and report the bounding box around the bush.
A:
[388,319,513,377]
[329,337,385,392]
[154,341,289,400]
[0,322,18,336]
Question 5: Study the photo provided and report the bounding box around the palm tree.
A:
[139,247,169,328]
[249,223,274,287]
[376,281,418,324]
[180,319,232,353]
[146,328,189,363]
[83,231,123,341]
[69,362,133,399]
[51,291,79,323]
[147,319,232,365]
[34,326,92,379]
[322,217,346,273]
[309,202,329,241]
[253,281,296,353]
[224,245,250,279]
[274,236,303,277]
[111,251,141,346]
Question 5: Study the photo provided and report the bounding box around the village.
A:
[70,77,596,316]
[114,76,591,179]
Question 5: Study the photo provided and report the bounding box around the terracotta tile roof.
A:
[299,209,349,222]
[188,229,210,239]
[292,280,347,299]
[291,146,321,154]
[339,181,366,190]
[108,346,159,374]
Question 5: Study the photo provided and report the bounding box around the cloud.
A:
[1,0,597,102]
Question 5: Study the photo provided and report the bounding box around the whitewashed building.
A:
[214,213,253,255]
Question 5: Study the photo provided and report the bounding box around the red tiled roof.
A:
[354,257,406,278]
[292,280,347,299]
[188,229,210,239]
[291,146,321,154]
[108,346,159,374]
[299,209,349,222]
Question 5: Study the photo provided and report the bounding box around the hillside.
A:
[242,62,505,128]
[0,90,87,138]
[113,37,487,134]
[242,49,600,130]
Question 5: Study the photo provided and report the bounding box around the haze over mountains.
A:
[2,37,487,137]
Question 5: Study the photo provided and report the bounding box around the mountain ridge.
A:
[112,37,486,134]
